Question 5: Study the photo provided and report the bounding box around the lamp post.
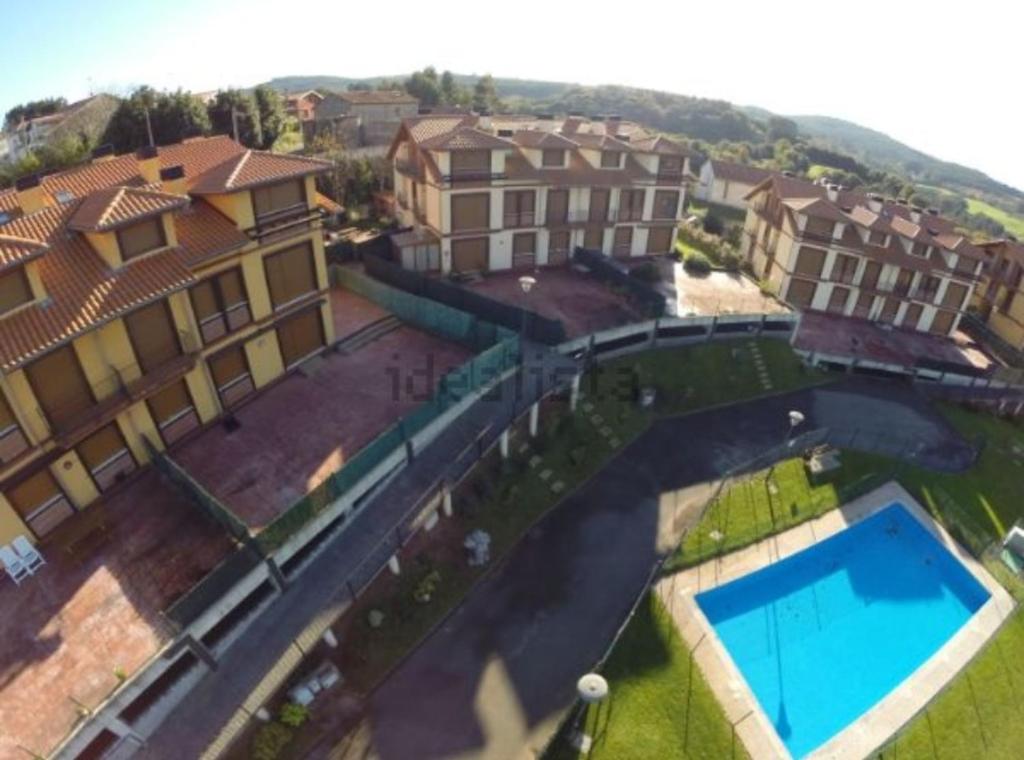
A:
[572,672,609,753]
[766,409,805,484]
[518,275,536,365]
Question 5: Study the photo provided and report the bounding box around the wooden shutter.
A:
[450,193,490,231]
[878,298,900,323]
[895,268,914,295]
[148,380,192,425]
[860,261,882,290]
[210,347,248,388]
[827,286,850,314]
[653,191,679,220]
[832,254,858,283]
[513,232,536,254]
[646,227,673,254]
[265,243,317,308]
[450,150,490,175]
[584,227,604,249]
[794,247,826,278]
[589,189,609,222]
[253,179,305,218]
[277,309,325,368]
[118,218,166,260]
[77,424,126,471]
[546,190,568,224]
[613,226,633,258]
[786,278,817,308]
[0,267,32,314]
[804,217,834,239]
[191,279,223,343]
[542,149,564,167]
[548,231,570,265]
[853,292,874,318]
[7,468,62,518]
[26,345,93,426]
[451,237,489,273]
[903,302,923,330]
[930,310,956,335]
[126,301,180,373]
[942,282,968,310]
[868,230,886,246]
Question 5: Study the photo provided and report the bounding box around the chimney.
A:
[15,173,46,215]
[867,193,883,213]
[91,143,116,164]
[910,205,923,223]
[160,165,187,195]
[825,183,839,202]
[607,115,622,135]
[136,145,161,184]
[536,113,555,133]
[477,110,492,132]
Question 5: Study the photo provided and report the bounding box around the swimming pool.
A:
[695,502,991,758]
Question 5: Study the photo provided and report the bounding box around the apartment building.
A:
[305,90,420,149]
[696,159,776,209]
[4,94,119,163]
[387,113,690,274]
[742,175,985,337]
[974,239,1024,349]
[0,136,333,545]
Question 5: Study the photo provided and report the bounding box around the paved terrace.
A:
[794,310,993,373]
[669,264,791,317]
[463,268,643,338]
[173,288,473,532]
[0,470,231,760]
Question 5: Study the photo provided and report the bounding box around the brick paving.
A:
[0,470,231,760]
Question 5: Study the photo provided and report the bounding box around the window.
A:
[450,150,490,178]
[125,301,181,373]
[942,282,969,311]
[6,467,73,537]
[618,190,645,222]
[894,268,914,296]
[503,191,535,228]
[77,423,135,492]
[583,227,604,250]
[830,254,858,284]
[25,345,94,429]
[652,191,679,220]
[265,243,318,309]
[860,260,882,290]
[546,189,569,225]
[646,227,674,254]
[209,345,254,407]
[548,230,571,265]
[0,392,28,464]
[601,151,622,168]
[252,179,305,221]
[903,302,924,330]
[276,308,325,368]
[826,286,850,314]
[803,217,834,239]
[868,230,887,247]
[853,291,875,318]
[0,266,33,315]
[450,193,490,232]
[541,149,564,167]
[612,226,633,258]
[512,232,536,267]
[786,278,817,309]
[793,246,827,278]
[878,298,900,324]
[918,275,941,302]
[118,217,166,260]
[658,155,683,177]
[190,268,251,344]
[588,189,610,223]
[147,380,198,445]
[930,310,956,335]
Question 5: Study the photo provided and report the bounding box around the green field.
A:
[965,197,1024,238]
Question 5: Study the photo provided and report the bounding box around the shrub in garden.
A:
[720,249,742,272]
[413,570,442,603]
[630,261,661,283]
[683,250,712,274]
[251,722,294,760]
[279,701,310,728]
[702,212,725,236]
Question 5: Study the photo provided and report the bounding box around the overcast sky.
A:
[3,0,1020,190]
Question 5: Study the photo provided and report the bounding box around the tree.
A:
[102,87,161,152]
[766,116,798,142]
[152,90,210,145]
[440,70,470,107]
[403,67,441,107]
[5,97,67,130]
[253,85,285,149]
[207,89,262,148]
[472,74,499,113]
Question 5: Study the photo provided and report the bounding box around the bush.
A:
[252,723,294,760]
[630,261,661,283]
[702,212,725,236]
[279,702,309,728]
[683,250,712,274]
[720,249,742,272]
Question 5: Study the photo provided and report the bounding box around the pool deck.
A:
[658,481,1016,760]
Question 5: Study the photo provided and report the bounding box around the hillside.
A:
[265,74,573,101]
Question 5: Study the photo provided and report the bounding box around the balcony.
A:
[0,423,30,464]
[656,170,685,183]
[545,210,609,227]
[616,207,644,223]
[247,205,324,245]
[503,211,537,229]
[442,170,507,184]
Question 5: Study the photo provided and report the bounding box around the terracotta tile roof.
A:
[406,116,474,144]
[418,127,517,151]
[708,160,775,185]
[0,204,194,371]
[569,133,635,152]
[174,201,250,268]
[630,135,689,156]
[188,150,330,194]
[334,89,418,105]
[504,152,655,186]
[511,130,579,150]
[0,234,48,272]
[68,186,189,232]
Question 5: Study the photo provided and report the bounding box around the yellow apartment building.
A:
[974,239,1024,350]
[0,136,335,545]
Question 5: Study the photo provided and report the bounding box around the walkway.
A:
[317,379,972,760]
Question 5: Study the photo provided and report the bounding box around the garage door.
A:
[451,237,489,273]
[277,308,325,368]
[6,468,75,537]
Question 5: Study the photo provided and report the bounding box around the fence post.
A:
[264,556,288,591]
[183,633,218,671]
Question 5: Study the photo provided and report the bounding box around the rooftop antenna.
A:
[231,106,240,142]
[143,107,155,147]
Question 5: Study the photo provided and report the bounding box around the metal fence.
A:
[362,253,567,345]
[572,246,667,318]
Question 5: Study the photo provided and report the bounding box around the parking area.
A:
[463,267,643,338]
[0,469,232,759]
[172,324,473,532]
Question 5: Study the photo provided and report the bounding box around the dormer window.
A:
[117,217,166,261]
[868,230,886,247]
[658,155,683,179]
[0,266,33,315]
[450,150,491,180]
[252,179,306,223]
[601,151,622,169]
[542,149,565,168]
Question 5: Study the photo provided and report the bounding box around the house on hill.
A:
[6,94,118,163]
[697,159,777,209]
[304,90,419,151]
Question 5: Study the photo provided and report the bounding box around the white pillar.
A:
[570,372,582,411]
[388,554,401,575]
[322,628,339,648]
[442,487,453,517]
[500,429,510,458]
[529,402,539,438]
[424,510,440,531]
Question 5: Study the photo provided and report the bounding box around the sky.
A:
[2,0,1022,189]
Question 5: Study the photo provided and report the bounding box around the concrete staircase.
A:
[335,316,402,355]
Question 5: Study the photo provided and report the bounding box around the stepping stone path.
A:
[540,468,553,482]
[748,340,773,391]
[529,455,542,469]
[551,481,565,494]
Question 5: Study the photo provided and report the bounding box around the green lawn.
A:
[545,593,748,760]
[965,197,1024,239]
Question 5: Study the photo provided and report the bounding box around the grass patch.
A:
[965,197,1024,239]
[545,593,748,760]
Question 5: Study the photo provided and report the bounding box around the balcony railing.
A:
[246,207,324,245]
[503,212,537,228]
[656,170,684,183]
[545,210,602,226]
[442,170,507,184]
[616,208,644,223]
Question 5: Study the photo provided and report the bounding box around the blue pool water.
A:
[695,503,990,758]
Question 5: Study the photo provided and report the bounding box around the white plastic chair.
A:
[0,545,30,585]
[12,536,45,574]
